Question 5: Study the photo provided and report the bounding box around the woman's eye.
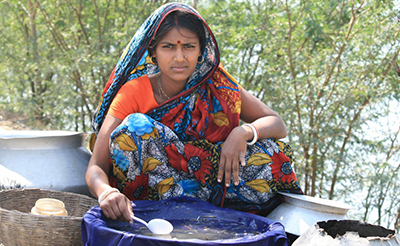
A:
[185,44,195,49]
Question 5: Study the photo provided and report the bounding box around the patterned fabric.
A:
[91,2,302,214]
[90,3,219,138]
[109,113,302,213]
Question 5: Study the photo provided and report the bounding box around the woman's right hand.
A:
[99,191,133,222]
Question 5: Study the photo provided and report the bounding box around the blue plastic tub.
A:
[81,196,288,246]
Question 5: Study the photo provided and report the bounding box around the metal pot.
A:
[266,192,353,237]
[0,130,91,195]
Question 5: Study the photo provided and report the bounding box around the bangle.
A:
[98,187,120,204]
[243,123,259,145]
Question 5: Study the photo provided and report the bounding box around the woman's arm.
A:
[218,88,287,187]
[85,114,133,222]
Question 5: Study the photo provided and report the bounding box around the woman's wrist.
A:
[98,187,121,204]
[242,123,259,145]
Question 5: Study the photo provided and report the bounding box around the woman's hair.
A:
[148,10,206,56]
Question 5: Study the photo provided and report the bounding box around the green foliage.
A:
[201,0,400,228]
[0,0,399,229]
[0,0,159,130]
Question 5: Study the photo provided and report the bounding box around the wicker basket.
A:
[0,188,98,246]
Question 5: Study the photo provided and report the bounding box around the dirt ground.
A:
[0,108,31,131]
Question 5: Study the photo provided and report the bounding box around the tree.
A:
[201,0,400,228]
[0,0,163,130]
[1,0,399,229]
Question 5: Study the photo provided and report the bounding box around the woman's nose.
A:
[174,48,186,61]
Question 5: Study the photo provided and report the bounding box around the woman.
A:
[86,2,302,223]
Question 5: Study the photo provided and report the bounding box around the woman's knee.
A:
[111,113,156,139]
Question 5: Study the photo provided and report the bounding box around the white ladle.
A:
[131,215,173,235]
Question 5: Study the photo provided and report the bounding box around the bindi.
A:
[177,40,181,44]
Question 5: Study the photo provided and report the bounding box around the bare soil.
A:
[0,108,31,130]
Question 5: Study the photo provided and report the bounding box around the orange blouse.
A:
[108,75,159,120]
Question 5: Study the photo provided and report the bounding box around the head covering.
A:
[90,2,241,153]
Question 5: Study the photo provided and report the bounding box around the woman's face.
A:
[154,27,201,86]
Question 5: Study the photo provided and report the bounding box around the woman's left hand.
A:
[218,126,250,187]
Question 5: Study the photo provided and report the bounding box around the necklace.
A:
[157,74,171,100]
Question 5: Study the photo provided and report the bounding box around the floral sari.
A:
[90,2,302,214]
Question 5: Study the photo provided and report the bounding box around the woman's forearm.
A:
[85,114,123,198]
[251,115,287,140]
[85,162,113,198]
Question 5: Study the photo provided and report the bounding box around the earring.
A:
[197,55,204,65]
[151,57,157,64]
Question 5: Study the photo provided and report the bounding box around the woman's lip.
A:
[171,66,187,72]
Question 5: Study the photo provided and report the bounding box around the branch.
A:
[101,0,112,48]
[38,4,70,53]
[93,0,102,50]
[280,0,311,192]
[329,96,370,199]
[67,0,91,48]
